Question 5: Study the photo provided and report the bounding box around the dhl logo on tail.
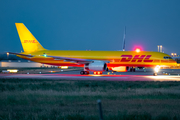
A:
[24,40,38,43]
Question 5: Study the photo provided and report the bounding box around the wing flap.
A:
[47,55,93,64]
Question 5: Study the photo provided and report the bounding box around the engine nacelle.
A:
[85,61,107,71]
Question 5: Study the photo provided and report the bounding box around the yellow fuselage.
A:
[18,50,177,68]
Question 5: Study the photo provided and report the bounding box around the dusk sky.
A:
[0,0,180,54]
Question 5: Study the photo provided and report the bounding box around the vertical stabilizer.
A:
[15,23,46,53]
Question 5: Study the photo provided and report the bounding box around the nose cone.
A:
[169,59,177,66]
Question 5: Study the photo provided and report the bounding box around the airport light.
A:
[171,53,177,57]
[157,45,163,52]
[7,69,18,73]
[160,45,162,52]
[7,52,9,58]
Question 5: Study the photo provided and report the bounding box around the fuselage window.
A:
[163,56,173,59]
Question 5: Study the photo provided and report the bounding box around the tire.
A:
[84,71,90,75]
[153,73,157,76]
[126,67,129,71]
[80,71,85,75]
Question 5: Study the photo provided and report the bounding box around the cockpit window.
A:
[163,56,173,59]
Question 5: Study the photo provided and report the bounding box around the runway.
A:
[1,69,180,81]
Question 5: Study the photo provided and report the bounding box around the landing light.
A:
[154,66,160,73]
[154,67,159,73]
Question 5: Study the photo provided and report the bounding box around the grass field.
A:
[0,79,180,120]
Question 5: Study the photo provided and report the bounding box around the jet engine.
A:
[84,61,107,71]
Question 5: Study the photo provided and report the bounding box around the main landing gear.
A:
[80,71,90,75]
[130,67,136,72]
[80,71,103,75]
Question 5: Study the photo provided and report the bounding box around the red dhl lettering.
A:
[24,40,37,43]
[120,55,153,62]
[144,55,153,62]
[131,55,146,62]
[121,55,132,62]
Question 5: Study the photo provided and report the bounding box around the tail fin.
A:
[15,23,46,53]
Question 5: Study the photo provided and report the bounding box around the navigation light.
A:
[43,54,47,57]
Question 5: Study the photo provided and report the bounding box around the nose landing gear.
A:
[153,73,157,76]
[153,66,160,76]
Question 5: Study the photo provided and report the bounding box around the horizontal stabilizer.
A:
[8,52,34,57]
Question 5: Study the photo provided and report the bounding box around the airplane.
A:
[8,23,177,76]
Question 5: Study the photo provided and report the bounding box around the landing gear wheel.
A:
[80,71,85,75]
[80,71,90,75]
[84,71,90,75]
[126,67,129,71]
[153,73,157,76]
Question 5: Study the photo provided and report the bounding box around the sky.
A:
[0,0,180,55]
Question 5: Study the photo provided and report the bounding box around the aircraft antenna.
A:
[122,26,126,51]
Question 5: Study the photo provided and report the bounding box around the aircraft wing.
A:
[47,55,94,64]
[8,52,110,64]
[46,55,110,64]
[8,52,34,57]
